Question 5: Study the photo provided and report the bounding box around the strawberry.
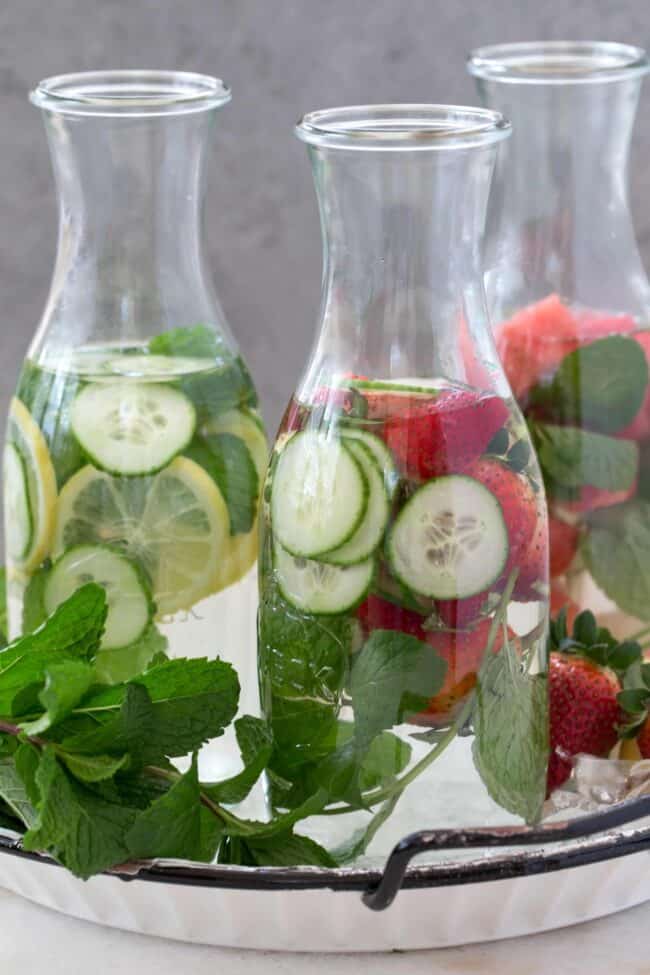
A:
[546,608,641,794]
[383,388,509,481]
[515,509,579,601]
[357,595,512,725]
[413,620,516,727]
[549,516,579,577]
[555,481,637,516]
[548,653,620,793]
[464,457,538,586]
[435,593,489,630]
[495,295,579,400]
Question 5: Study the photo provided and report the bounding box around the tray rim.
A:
[3,803,650,904]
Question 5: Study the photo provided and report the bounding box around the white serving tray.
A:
[1,804,650,952]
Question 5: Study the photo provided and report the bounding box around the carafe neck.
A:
[297,106,510,393]
[30,72,231,355]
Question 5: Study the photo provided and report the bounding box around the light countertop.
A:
[1,886,648,975]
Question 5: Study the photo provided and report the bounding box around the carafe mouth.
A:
[30,70,231,117]
[468,41,650,85]
[296,104,510,151]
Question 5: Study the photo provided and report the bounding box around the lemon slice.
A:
[54,457,229,616]
[213,522,259,594]
[5,397,57,572]
[204,408,268,484]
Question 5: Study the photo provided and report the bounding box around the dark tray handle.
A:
[363,794,650,910]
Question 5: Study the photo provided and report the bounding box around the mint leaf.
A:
[225,789,329,839]
[0,585,106,715]
[23,748,137,879]
[472,637,548,824]
[149,327,257,417]
[125,756,217,861]
[245,831,335,868]
[259,595,350,755]
[61,753,129,784]
[149,325,231,360]
[350,630,447,748]
[530,335,648,433]
[20,659,95,735]
[581,501,650,621]
[203,716,272,805]
[186,432,259,535]
[535,424,638,492]
[94,624,168,685]
[0,757,37,828]
[332,792,401,864]
[62,658,240,764]
[21,566,49,634]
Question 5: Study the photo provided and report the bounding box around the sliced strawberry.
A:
[435,593,489,630]
[556,481,637,516]
[413,621,517,727]
[357,595,515,726]
[357,594,424,638]
[495,295,579,400]
[464,458,538,588]
[574,311,636,341]
[548,652,620,793]
[383,388,509,481]
[549,516,579,578]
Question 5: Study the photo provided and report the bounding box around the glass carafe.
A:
[470,42,650,641]
[258,106,549,862]
[3,72,267,784]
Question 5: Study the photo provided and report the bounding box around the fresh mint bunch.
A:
[0,583,333,878]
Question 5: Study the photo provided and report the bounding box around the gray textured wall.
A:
[1,0,650,432]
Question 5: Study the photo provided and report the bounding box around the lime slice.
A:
[54,457,230,616]
[6,397,57,571]
[204,407,268,484]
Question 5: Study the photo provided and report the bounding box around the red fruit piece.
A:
[414,621,516,727]
[384,388,509,481]
[495,295,579,401]
[547,652,620,793]
[464,457,538,587]
[435,593,488,630]
[556,481,637,516]
[549,517,579,577]
[357,595,514,726]
[513,512,547,601]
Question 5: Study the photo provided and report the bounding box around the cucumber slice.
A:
[102,355,215,379]
[387,475,509,599]
[336,427,398,493]
[321,440,390,565]
[70,381,196,476]
[348,378,440,395]
[4,442,33,561]
[274,543,374,615]
[44,545,152,649]
[271,431,368,558]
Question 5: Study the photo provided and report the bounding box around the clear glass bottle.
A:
[470,42,650,640]
[3,72,267,783]
[258,106,549,862]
